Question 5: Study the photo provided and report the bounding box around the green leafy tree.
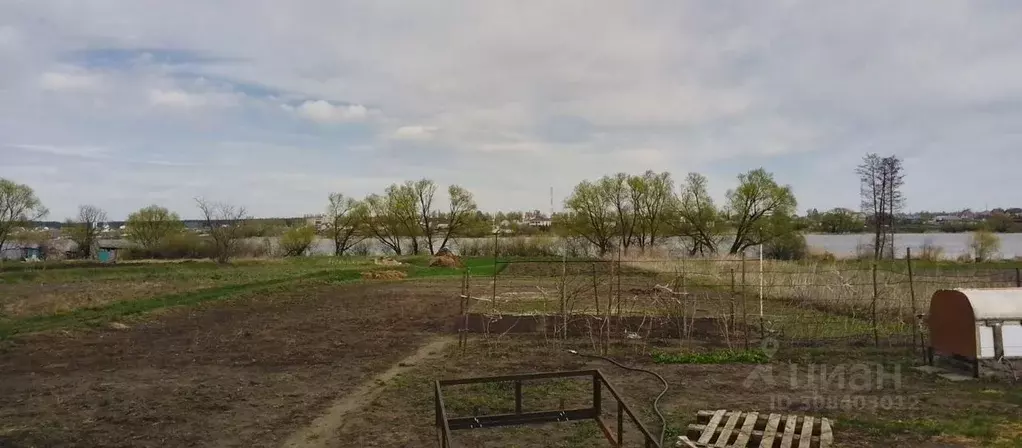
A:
[0,178,48,255]
[65,205,107,259]
[563,180,616,256]
[819,208,865,234]
[676,172,725,256]
[364,184,419,255]
[630,171,675,251]
[986,212,1015,233]
[280,225,317,257]
[408,179,439,254]
[125,205,184,250]
[724,169,798,254]
[325,193,366,256]
[600,173,637,254]
[970,229,1001,262]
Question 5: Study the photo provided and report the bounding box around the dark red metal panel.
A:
[929,290,978,359]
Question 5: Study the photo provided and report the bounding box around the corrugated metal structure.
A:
[928,288,1022,377]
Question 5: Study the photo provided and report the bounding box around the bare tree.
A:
[437,185,478,252]
[0,178,48,257]
[857,154,904,260]
[65,205,107,259]
[325,193,366,256]
[195,198,248,263]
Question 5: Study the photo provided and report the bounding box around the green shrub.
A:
[347,241,372,256]
[456,236,559,257]
[651,350,769,364]
[807,249,836,262]
[237,238,272,258]
[122,233,215,260]
[763,232,808,261]
[970,229,1001,262]
[917,240,945,261]
[279,226,317,257]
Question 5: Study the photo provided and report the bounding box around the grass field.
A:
[1,256,1021,447]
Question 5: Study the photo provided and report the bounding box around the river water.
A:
[307,233,1022,259]
[5,233,1020,260]
[804,233,1022,259]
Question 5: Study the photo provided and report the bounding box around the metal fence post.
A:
[741,254,748,351]
[871,262,880,348]
[907,247,917,352]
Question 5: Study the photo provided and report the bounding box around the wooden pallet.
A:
[682,410,833,448]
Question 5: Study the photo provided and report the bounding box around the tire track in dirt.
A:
[281,336,454,448]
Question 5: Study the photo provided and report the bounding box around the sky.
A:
[1,1,1021,220]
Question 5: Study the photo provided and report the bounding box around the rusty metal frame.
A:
[435,369,662,447]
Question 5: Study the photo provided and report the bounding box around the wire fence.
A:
[456,252,1022,354]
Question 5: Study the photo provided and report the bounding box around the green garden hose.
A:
[568,350,669,446]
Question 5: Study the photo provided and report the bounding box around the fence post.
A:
[1016,268,1021,288]
[906,247,917,354]
[491,232,499,307]
[616,247,622,318]
[871,262,879,348]
[730,268,736,334]
[561,253,567,340]
[741,254,748,351]
[591,262,603,354]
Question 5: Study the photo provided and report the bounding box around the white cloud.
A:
[147,88,242,109]
[287,100,368,123]
[5,143,110,159]
[39,71,100,91]
[148,89,208,108]
[2,1,1022,216]
[392,125,438,140]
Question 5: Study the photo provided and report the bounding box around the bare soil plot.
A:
[337,336,1022,447]
[0,259,371,318]
[0,280,459,448]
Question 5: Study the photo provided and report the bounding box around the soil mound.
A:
[361,270,408,280]
[429,250,463,268]
[374,257,402,266]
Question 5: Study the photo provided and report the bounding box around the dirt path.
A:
[281,336,454,448]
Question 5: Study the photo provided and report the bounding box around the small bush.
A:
[346,241,372,256]
[763,232,808,261]
[279,226,317,257]
[651,350,769,365]
[237,238,272,258]
[456,238,489,257]
[917,240,945,262]
[969,229,1001,262]
[122,233,215,260]
[456,236,559,257]
[807,249,836,262]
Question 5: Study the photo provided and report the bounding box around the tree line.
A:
[560,168,799,257]
[0,156,943,263]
